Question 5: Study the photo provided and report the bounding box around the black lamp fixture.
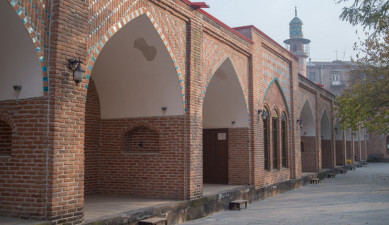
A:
[13,85,22,91]
[296,119,303,128]
[258,109,268,120]
[334,127,338,134]
[67,57,85,85]
[161,106,167,115]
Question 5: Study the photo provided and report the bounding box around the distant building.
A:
[306,60,357,96]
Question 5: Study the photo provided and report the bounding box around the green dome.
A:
[289,16,303,25]
[289,16,303,38]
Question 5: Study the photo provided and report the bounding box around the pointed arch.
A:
[2,0,48,98]
[300,100,316,136]
[320,109,331,140]
[202,58,250,128]
[202,56,250,118]
[85,7,185,111]
[262,78,290,117]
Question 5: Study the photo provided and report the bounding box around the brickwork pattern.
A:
[367,135,388,159]
[301,136,317,172]
[201,34,249,115]
[228,128,250,185]
[86,1,187,110]
[0,98,49,219]
[84,79,101,195]
[262,78,291,185]
[0,0,344,223]
[336,140,345,166]
[0,120,12,156]
[321,140,332,168]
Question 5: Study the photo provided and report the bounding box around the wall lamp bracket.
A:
[296,119,303,128]
[67,57,85,85]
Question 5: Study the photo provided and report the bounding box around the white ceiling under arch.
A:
[203,58,249,129]
[321,110,331,140]
[91,14,184,119]
[0,1,42,101]
[300,100,315,136]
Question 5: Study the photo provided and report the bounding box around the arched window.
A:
[272,110,279,170]
[0,120,11,156]
[263,108,270,171]
[124,126,159,152]
[281,113,288,168]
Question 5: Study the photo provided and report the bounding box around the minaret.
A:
[284,7,311,77]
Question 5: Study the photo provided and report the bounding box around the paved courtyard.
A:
[184,163,389,225]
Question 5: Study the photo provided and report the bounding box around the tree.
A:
[336,0,389,134]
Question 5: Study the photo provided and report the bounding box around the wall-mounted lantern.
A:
[258,109,268,120]
[67,57,85,85]
[296,119,303,128]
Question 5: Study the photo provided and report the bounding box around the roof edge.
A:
[234,25,299,61]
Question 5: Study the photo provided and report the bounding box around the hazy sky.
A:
[202,0,365,62]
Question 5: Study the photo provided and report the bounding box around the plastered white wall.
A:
[300,100,315,136]
[321,110,331,140]
[0,1,43,101]
[203,59,249,129]
[91,15,183,119]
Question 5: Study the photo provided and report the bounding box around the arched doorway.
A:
[299,100,316,172]
[320,110,332,168]
[84,13,184,207]
[334,119,345,166]
[202,58,249,185]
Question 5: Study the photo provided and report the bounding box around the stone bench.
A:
[328,172,335,178]
[139,217,167,225]
[339,169,347,174]
[229,200,248,211]
[310,178,320,184]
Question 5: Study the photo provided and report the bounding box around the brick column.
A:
[315,93,321,172]
[47,0,88,223]
[290,60,301,178]
[331,102,336,168]
[185,17,204,199]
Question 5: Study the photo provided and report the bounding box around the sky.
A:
[202,0,365,62]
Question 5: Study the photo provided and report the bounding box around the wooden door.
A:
[203,129,228,184]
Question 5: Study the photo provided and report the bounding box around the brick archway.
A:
[85,7,186,111]
[202,56,250,119]
[7,0,49,93]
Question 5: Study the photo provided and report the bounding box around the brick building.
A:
[307,61,387,161]
[0,1,366,224]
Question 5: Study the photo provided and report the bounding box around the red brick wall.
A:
[228,128,250,185]
[97,116,185,199]
[367,134,389,160]
[321,140,332,168]
[301,136,317,172]
[336,140,345,166]
[126,127,159,152]
[84,79,186,199]
[0,120,11,156]
[0,98,49,219]
[85,79,101,195]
